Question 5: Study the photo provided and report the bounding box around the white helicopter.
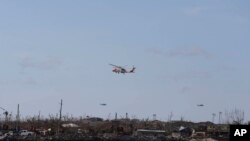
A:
[109,64,136,74]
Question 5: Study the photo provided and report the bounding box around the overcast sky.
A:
[0,0,250,122]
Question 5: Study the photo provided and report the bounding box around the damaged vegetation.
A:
[0,114,233,141]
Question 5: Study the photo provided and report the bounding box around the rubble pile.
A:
[0,118,230,141]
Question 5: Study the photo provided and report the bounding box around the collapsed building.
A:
[0,117,231,141]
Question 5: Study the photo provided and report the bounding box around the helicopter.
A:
[197,104,204,107]
[109,64,135,74]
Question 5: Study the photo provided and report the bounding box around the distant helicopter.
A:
[197,104,204,107]
[109,64,136,74]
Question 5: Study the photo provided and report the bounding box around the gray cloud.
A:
[160,71,212,82]
[23,77,37,85]
[19,55,63,70]
[0,80,8,86]
[0,78,37,86]
[147,46,212,58]
[181,86,191,93]
[184,6,204,16]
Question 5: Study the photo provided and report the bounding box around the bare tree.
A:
[224,108,245,124]
[168,112,173,122]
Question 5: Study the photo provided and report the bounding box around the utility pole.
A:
[219,112,222,124]
[16,104,20,131]
[57,99,63,134]
[38,111,41,121]
[59,99,63,122]
[37,110,41,128]
[212,113,216,123]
